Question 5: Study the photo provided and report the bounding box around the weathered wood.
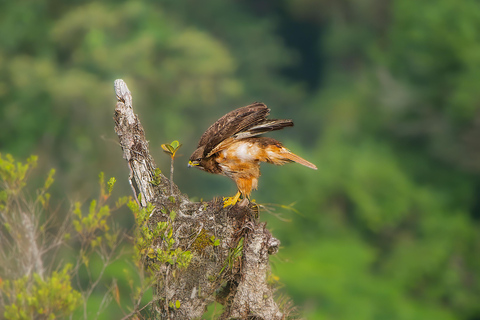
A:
[113,79,282,319]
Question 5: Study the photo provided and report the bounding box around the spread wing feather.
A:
[233,119,293,139]
[198,103,295,158]
[197,103,267,148]
[205,119,294,158]
[200,103,271,157]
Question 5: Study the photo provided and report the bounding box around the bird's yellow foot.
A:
[223,191,241,208]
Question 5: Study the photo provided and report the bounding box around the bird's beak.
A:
[188,160,199,168]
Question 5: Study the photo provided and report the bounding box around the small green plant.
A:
[220,238,244,274]
[168,299,181,309]
[72,172,128,266]
[210,235,220,247]
[161,140,182,195]
[127,199,192,270]
[149,168,162,186]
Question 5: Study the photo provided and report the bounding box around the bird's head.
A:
[188,146,205,170]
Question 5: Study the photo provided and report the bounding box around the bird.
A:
[188,103,317,207]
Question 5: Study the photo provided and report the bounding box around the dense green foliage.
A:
[0,154,146,319]
[2,265,81,320]
[1,0,480,319]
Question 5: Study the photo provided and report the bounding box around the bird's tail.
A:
[282,150,318,170]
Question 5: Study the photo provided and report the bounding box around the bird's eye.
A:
[196,158,202,162]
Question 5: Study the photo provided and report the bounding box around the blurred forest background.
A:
[2,0,480,319]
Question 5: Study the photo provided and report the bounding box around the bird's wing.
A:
[205,119,294,158]
[204,137,236,158]
[197,102,296,158]
[198,103,269,157]
[233,119,293,139]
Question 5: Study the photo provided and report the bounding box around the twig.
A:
[170,157,174,195]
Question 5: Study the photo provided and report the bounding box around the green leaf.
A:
[175,299,181,309]
[161,144,174,154]
[171,140,180,149]
[107,177,116,194]
[44,168,56,190]
[169,210,176,221]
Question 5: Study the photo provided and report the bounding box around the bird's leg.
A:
[223,191,241,208]
[237,197,250,207]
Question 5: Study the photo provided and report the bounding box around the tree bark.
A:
[113,79,282,319]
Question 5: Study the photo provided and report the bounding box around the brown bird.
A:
[188,103,317,207]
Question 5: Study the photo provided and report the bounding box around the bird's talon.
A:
[223,192,241,208]
[223,197,236,207]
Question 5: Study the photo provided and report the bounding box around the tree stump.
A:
[113,79,282,319]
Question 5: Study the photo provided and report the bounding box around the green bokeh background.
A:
[2,0,480,319]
